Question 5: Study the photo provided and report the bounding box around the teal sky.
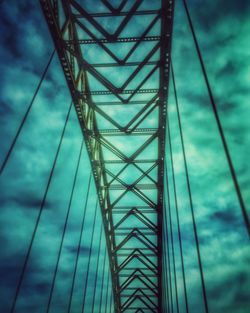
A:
[0,1,249,313]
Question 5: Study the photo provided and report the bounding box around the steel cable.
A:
[45,139,84,313]
[182,0,249,236]
[98,249,107,313]
[0,50,55,175]
[90,224,103,313]
[109,288,113,313]
[167,115,189,313]
[67,172,92,313]
[104,272,110,313]
[162,227,170,313]
[164,149,180,313]
[163,195,174,313]
[171,60,209,313]
[10,100,72,313]
[81,200,99,313]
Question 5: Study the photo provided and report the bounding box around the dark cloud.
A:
[65,245,90,256]
[186,0,250,31]
[212,210,240,224]
[0,100,14,115]
[13,195,53,210]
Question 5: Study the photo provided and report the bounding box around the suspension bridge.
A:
[0,1,249,313]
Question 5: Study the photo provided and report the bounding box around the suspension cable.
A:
[162,227,170,313]
[10,100,72,313]
[182,0,250,236]
[162,247,165,313]
[167,120,189,313]
[98,248,107,313]
[164,256,170,313]
[163,195,174,313]
[171,61,209,313]
[162,187,171,313]
[164,145,180,313]
[46,139,84,313]
[81,200,99,313]
[109,286,113,313]
[0,50,55,175]
[90,224,103,313]
[67,172,92,313]
[104,271,110,313]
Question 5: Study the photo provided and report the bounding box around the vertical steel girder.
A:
[40,1,174,312]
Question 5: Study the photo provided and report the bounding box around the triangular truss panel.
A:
[40,0,174,312]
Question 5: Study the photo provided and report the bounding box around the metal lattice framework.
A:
[40,0,174,312]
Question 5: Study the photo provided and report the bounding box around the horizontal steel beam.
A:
[81,88,159,96]
[75,10,160,18]
[65,35,163,44]
[91,61,159,68]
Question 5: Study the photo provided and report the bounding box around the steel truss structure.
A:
[40,0,174,312]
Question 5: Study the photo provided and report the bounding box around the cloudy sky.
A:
[0,1,249,313]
